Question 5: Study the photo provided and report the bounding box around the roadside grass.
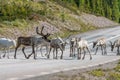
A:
[114,60,120,72]
[107,72,120,80]
[88,69,105,77]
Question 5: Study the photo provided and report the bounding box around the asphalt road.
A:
[0,26,120,80]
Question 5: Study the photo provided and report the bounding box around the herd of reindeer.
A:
[0,26,120,60]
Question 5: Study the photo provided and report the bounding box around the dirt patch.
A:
[80,13,119,27]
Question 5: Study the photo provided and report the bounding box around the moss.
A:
[89,69,105,77]
[114,64,120,72]
[114,61,120,72]
[107,72,120,80]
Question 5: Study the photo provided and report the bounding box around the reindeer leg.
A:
[45,46,49,56]
[80,48,82,60]
[27,45,36,59]
[14,44,20,59]
[82,48,86,60]
[71,47,73,57]
[73,47,76,57]
[7,48,10,59]
[87,47,92,60]
[77,48,81,60]
[45,46,48,56]
[53,48,55,59]
[77,48,80,59]
[70,47,72,57]
[101,46,103,55]
[22,47,28,59]
[47,47,52,59]
[118,46,120,55]
[95,47,98,55]
[104,45,107,55]
[72,47,74,57]
[40,47,44,57]
[3,48,6,58]
[33,45,36,59]
[60,49,63,59]
[35,46,38,57]
[56,48,58,59]
[117,47,119,55]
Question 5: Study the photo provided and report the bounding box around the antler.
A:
[36,26,44,36]
[36,26,51,41]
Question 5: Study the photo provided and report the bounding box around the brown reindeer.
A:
[14,26,51,59]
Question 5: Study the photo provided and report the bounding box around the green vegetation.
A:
[107,72,120,80]
[114,61,120,72]
[55,0,120,23]
[0,0,45,21]
[0,0,118,38]
[89,69,105,77]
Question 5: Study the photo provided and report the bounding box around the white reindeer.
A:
[93,38,107,55]
[77,38,92,60]
[110,39,120,55]
[0,38,16,59]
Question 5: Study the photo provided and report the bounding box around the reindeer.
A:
[46,36,67,59]
[36,38,50,57]
[14,26,51,59]
[69,37,77,57]
[110,39,120,55]
[0,38,16,59]
[93,38,107,55]
[77,38,92,60]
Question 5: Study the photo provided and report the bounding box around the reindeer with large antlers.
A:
[14,25,51,59]
[35,25,70,59]
[27,26,51,59]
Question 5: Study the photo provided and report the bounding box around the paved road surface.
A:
[0,26,120,80]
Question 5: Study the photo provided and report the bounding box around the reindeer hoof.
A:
[77,57,81,60]
[27,55,31,59]
[82,57,85,60]
[47,55,49,59]
[3,55,5,58]
[60,57,63,59]
[74,54,76,57]
[14,57,16,59]
[90,57,92,60]
[34,58,37,60]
